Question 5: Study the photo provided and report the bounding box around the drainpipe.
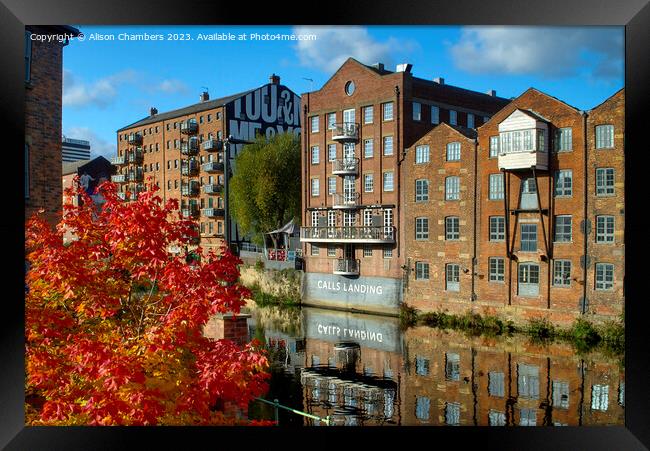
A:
[303,100,309,264]
[471,139,478,302]
[581,111,588,314]
[395,85,401,258]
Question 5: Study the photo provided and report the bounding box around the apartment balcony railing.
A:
[111,155,126,165]
[300,226,395,244]
[181,181,200,197]
[331,122,359,142]
[128,149,144,164]
[202,161,224,173]
[181,205,200,218]
[202,208,225,218]
[332,192,360,209]
[128,168,144,182]
[331,158,359,176]
[202,139,223,152]
[180,119,198,135]
[111,174,127,183]
[202,183,224,194]
[127,132,143,145]
[180,138,199,156]
[181,161,199,176]
[333,258,360,276]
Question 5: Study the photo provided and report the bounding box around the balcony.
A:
[332,192,360,209]
[202,139,223,152]
[111,174,127,183]
[128,149,144,164]
[202,208,225,218]
[127,132,143,145]
[203,183,224,194]
[180,138,199,156]
[300,226,395,244]
[331,122,359,143]
[181,181,200,197]
[497,111,549,171]
[111,155,126,165]
[202,161,224,173]
[181,160,199,176]
[180,119,198,135]
[181,204,200,218]
[128,168,144,182]
[333,258,360,276]
[332,158,359,176]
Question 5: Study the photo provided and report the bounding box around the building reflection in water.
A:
[248,306,624,426]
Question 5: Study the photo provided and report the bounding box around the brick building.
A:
[401,87,625,325]
[114,75,300,255]
[25,25,80,227]
[299,58,509,314]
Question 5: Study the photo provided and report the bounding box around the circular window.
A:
[345,81,355,96]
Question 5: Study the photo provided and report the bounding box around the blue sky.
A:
[62,25,624,159]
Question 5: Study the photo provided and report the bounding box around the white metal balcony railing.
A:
[181,162,199,176]
[202,161,224,173]
[333,258,360,276]
[128,169,144,182]
[180,120,198,135]
[202,183,224,194]
[181,206,200,218]
[111,174,127,183]
[300,226,396,244]
[181,182,200,197]
[180,140,199,156]
[332,192,360,209]
[331,158,359,175]
[202,139,223,152]
[128,150,143,164]
[201,208,225,218]
[331,122,359,142]
[111,155,126,165]
[127,133,142,145]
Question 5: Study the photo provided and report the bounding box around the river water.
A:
[245,305,624,427]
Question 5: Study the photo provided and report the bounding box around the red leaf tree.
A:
[25,179,271,425]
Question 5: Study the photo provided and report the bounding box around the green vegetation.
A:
[254,259,265,272]
[247,284,300,308]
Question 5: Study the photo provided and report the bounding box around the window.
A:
[518,364,540,399]
[489,257,505,283]
[415,145,429,163]
[174,159,179,169]
[596,168,615,196]
[446,142,461,161]
[553,381,570,409]
[489,410,506,426]
[364,174,374,192]
[595,125,614,149]
[591,384,609,411]
[596,216,615,243]
[553,260,572,287]
[416,397,430,421]
[328,144,336,161]
[327,113,336,130]
[489,136,499,157]
[489,174,504,200]
[489,216,505,241]
[25,31,32,82]
[175,139,180,149]
[383,102,393,121]
[328,177,336,195]
[364,139,374,158]
[383,247,393,259]
[364,106,373,124]
[466,113,474,129]
[415,356,430,376]
[207,114,212,122]
[555,170,573,197]
[431,105,440,124]
[519,408,537,426]
[413,102,421,121]
[328,245,336,257]
[415,179,429,202]
[311,178,320,197]
[449,110,457,125]
[415,262,429,280]
[446,217,459,240]
[167,140,171,149]
[383,172,394,192]
[518,263,540,296]
[363,210,372,227]
[520,224,537,252]
[311,146,319,164]
[446,264,460,291]
[595,263,614,290]
[445,353,460,381]
[311,244,319,256]
[415,217,429,240]
[555,127,573,152]
[310,116,319,133]
[445,402,461,426]
[445,176,460,200]
[363,245,372,257]
[383,136,393,156]
[489,372,505,397]
[554,216,572,242]
[167,160,171,169]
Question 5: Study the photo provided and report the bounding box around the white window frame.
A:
[415,145,429,164]
[383,136,394,156]
[311,145,319,164]
[383,102,394,121]
[446,142,461,161]
[311,116,319,133]
[311,178,320,197]
[364,174,374,193]
[383,171,394,192]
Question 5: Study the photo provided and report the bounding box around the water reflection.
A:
[247,305,624,426]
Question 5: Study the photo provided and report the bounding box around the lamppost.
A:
[222,135,253,255]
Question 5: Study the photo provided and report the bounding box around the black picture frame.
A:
[2,0,648,448]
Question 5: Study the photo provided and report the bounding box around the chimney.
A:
[396,63,413,73]
[433,77,445,85]
[199,91,210,102]
[372,62,385,71]
[487,89,497,97]
[269,73,280,84]
[150,107,158,116]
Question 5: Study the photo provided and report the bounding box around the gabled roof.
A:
[444,123,478,140]
[588,87,625,112]
[516,109,551,123]
[62,159,91,175]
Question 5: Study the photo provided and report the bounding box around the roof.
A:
[447,123,478,140]
[266,219,298,235]
[517,109,551,123]
[62,159,91,175]
[116,88,256,132]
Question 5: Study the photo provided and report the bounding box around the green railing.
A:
[255,397,331,426]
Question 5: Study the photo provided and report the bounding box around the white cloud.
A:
[292,26,417,73]
[155,79,189,95]
[449,26,623,81]
[64,126,115,160]
[63,69,138,108]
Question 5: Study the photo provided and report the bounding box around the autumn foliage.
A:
[25,179,271,425]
